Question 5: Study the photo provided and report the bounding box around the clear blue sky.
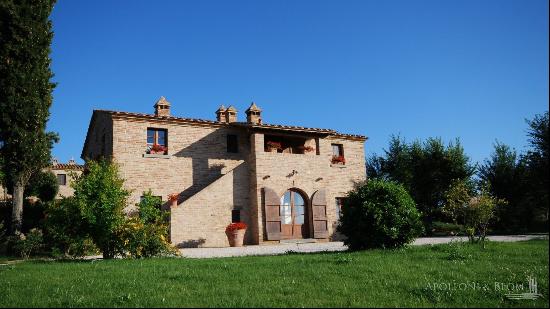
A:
[48,0,549,165]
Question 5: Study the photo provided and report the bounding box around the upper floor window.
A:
[331,144,345,164]
[146,128,168,154]
[227,134,238,153]
[57,174,67,186]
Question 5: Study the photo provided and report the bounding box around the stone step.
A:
[280,238,317,244]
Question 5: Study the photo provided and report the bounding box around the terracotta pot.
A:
[226,228,246,247]
[170,199,178,208]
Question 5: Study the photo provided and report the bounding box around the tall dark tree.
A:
[367,135,475,230]
[479,142,526,232]
[523,112,549,230]
[0,0,58,233]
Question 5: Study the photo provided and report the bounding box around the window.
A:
[57,174,67,186]
[227,134,238,153]
[147,128,168,154]
[332,144,344,157]
[335,197,346,219]
[232,209,241,223]
[331,144,345,164]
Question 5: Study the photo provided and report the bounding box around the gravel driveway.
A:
[179,234,548,259]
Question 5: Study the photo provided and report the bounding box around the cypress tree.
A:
[0,0,58,233]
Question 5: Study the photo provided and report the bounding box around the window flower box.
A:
[331,155,346,165]
[147,144,168,155]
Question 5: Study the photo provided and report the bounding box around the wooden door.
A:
[311,189,329,239]
[280,190,307,239]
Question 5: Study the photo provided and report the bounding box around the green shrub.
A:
[7,228,44,259]
[25,171,59,202]
[338,179,424,250]
[430,221,465,236]
[138,190,165,224]
[43,197,98,258]
[444,240,472,261]
[73,160,130,259]
[0,220,6,253]
[122,191,176,258]
[121,217,177,258]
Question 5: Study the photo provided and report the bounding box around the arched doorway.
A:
[280,189,309,239]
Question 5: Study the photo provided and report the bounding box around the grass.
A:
[0,240,548,308]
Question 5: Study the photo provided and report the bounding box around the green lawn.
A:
[0,240,548,308]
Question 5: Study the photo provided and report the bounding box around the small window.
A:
[331,144,345,164]
[147,128,168,154]
[227,134,238,153]
[57,174,67,186]
[332,144,344,157]
[232,209,241,223]
[335,197,346,219]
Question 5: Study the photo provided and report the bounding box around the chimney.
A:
[225,105,238,123]
[154,96,171,117]
[51,157,59,166]
[216,105,227,122]
[245,102,262,124]
[68,158,76,165]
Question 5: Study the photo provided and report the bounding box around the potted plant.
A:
[168,193,179,208]
[266,141,282,152]
[148,144,168,155]
[331,155,346,165]
[225,222,247,247]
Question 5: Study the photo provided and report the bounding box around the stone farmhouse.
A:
[49,159,84,199]
[0,159,83,201]
[82,97,367,247]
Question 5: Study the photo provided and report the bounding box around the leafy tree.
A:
[522,112,549,230]
[72,160,130,259]
[0,0,58,233]
[25,170,58,202]
[479,142,527,232]
[43,197,96,258]
[443,181,506,248]
[367,135,475,230]
[338,179,424,250]
[442,179,475,224]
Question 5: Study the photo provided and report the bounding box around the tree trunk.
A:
[11,181,24,234]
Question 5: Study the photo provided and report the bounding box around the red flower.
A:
[331,155,346,164]
[266,141,282,150]
[149,144,167,154]
[226,222,247,232]
[168,193,179,202]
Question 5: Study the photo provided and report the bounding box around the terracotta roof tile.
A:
[94,109,367,140]
[51,163,85,171]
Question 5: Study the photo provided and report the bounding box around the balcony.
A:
[264,135,317,155]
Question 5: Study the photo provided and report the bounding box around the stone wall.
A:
[111,117,249,209]
[50,169,82,199]
[249,133,366,243]
[82,111,113,160]
[170,162,251,248]
[110,116,251,247]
